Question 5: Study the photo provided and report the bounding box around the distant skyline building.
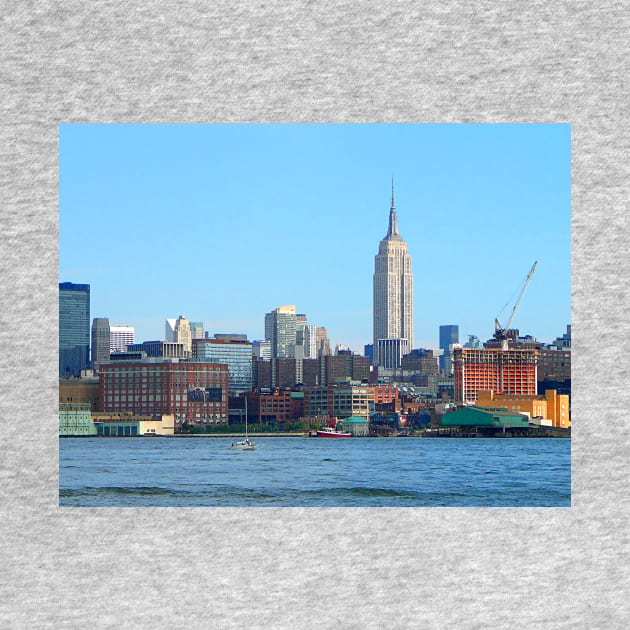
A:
[174,315,192,353]
[253,339,271,361]
[189,321,205,340]
[439,325,459,375]
[90,317,110,372]
[59,282,90,377]
[376,338,411,370]
[266,305,298,359]
[110,325,135,353]
[165,318,176,341]
[373,181,413,366]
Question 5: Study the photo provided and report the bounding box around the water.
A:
[59,437,571,507]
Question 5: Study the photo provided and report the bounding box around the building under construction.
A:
[452,346,537,404]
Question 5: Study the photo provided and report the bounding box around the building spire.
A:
[391,176,395,209]
[387,177,399,236]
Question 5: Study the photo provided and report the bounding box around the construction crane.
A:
[494,261,538,350]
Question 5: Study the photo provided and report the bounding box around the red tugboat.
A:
[316,426,352,438]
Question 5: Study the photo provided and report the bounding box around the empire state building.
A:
[373,183,414,367]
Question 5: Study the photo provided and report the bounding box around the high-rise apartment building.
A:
[110,325,135,353]
[373,182,413,366]
[439,325,459,375]
[90,317,110,372]
[59,282,90,377]
[452,346,537,403]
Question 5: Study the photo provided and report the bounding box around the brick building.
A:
[99,360,229,430]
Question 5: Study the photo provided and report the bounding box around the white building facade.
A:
[110,325,135,353]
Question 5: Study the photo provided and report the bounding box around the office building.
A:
[265,305,298,358]
[193,336,253,396]
[59,282,90,377]
[127,340,188,358]
[90,317,110,372]
[253,340,272,361]
[174,315,192,353]
[189,321,205,340]
[376,338,411,370]
[165,318,176,342]
[439,325,459,375]
[373,182,413,365]
[110,325,135,353]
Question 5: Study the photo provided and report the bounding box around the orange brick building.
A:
[452,347,537,403]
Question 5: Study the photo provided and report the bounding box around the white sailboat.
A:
[231,396,256,450]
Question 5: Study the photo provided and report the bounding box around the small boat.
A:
[231,397,256,450]
[316,426,352,438]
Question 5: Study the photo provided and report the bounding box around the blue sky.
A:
[59,123,571,352]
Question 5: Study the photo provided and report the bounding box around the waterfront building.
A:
[452,346,537,403]
[266,305,298,359]
[110,325,135,353]
[99,360,229,430]
[193,336,253,396]
[59,376,100,410]
[440,406,530,434]
[174,315,192,353]
[90,317,110,373]
[339,416,370,436]
[476,389,570,429]
[91,412,175,436]
[59,282,90,377]
[373,182,413,366]
[244,389,304,424]
[304,385,374,420]
[59,402,98,436]
[439,325,459,375]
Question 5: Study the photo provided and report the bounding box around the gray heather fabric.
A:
[1,1,628,628]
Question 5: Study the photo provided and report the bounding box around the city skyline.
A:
[59,123,571,352]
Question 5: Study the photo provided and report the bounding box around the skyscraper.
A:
[91,317,110,373]
[174,315,192,353]
[439,324,459,375]
[59,282,90,377]
[265,305,298,359]
[373,182,413,366]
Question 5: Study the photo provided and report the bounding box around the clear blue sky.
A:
[59,123,571,352]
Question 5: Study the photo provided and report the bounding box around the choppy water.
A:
[59,436,570,507]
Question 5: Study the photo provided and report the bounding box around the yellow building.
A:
[476,389,570,428]
[91,412,175,436]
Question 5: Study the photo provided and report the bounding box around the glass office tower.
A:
[59,282,90,377]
